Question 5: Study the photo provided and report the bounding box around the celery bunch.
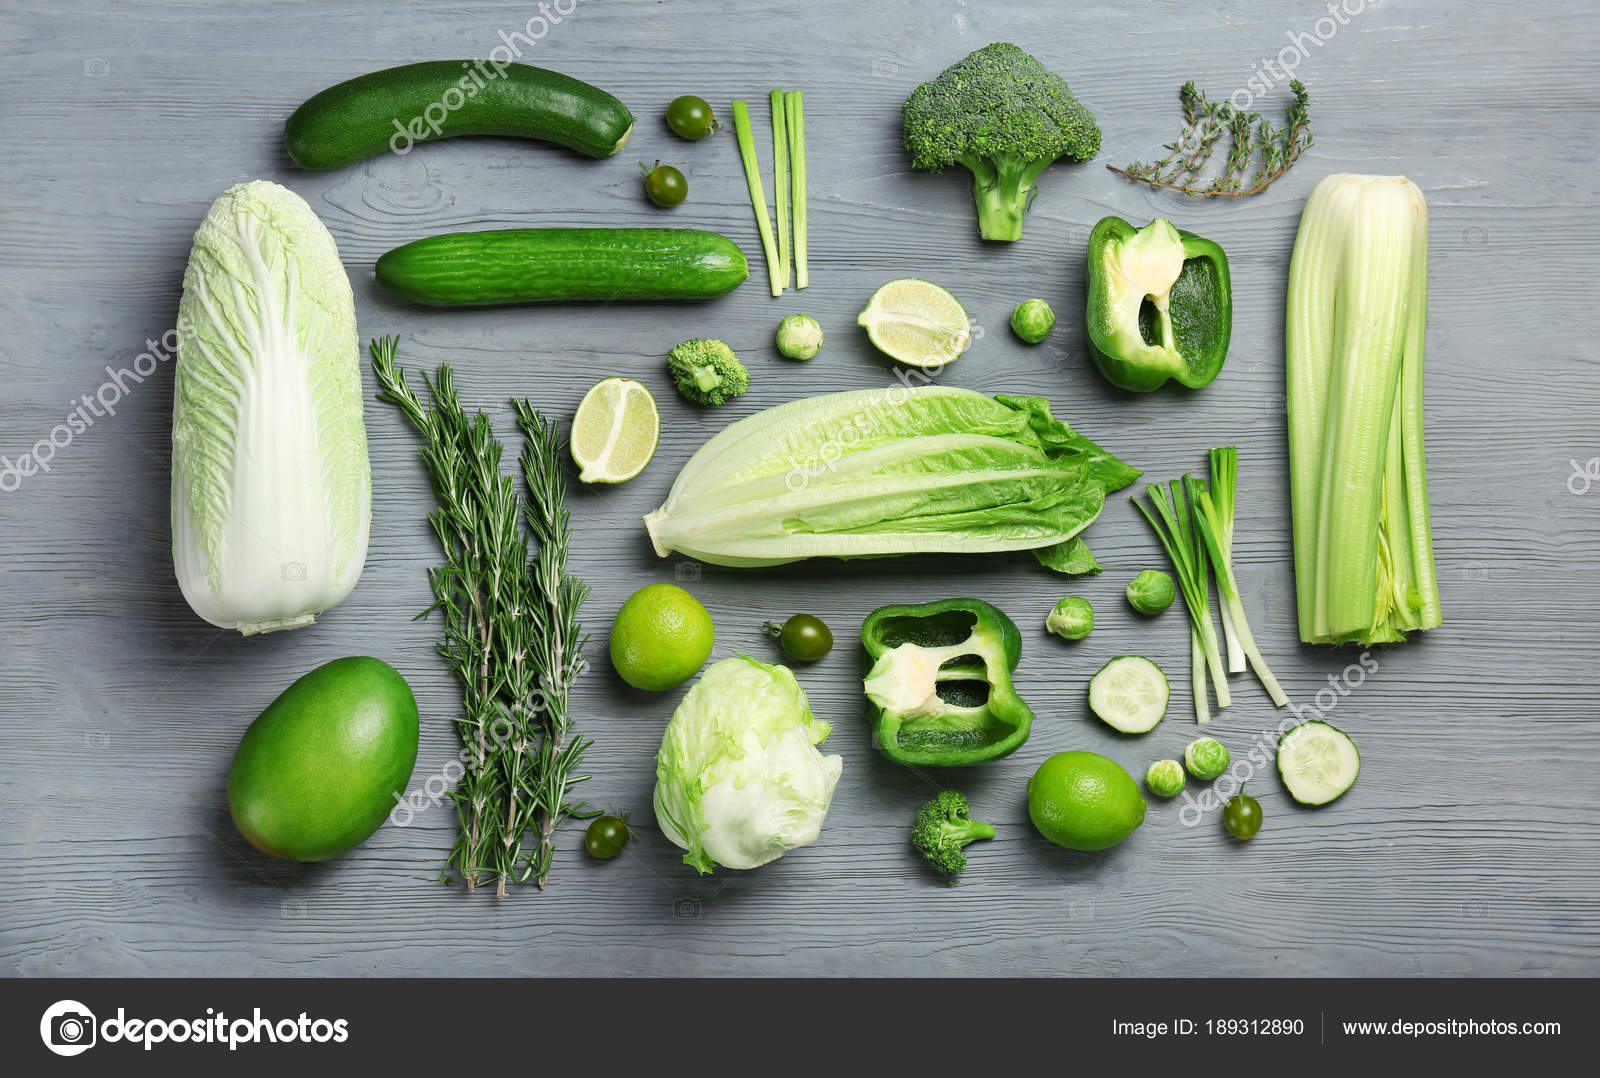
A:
[1286,174,1441,645]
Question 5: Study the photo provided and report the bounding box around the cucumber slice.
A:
[1088,656,1169,734]
[1277,721,1360,805]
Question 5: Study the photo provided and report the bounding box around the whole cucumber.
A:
[375,228,750,306]
[285,60,633,170]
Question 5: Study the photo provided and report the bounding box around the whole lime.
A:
[609,583,715,691]
[1027,751,1147,851]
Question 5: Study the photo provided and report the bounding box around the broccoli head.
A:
[912,790,997,882]
[902,42,1101,242]
[666,339,750,406]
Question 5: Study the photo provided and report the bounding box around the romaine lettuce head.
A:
[643,386,1139,567]
[653,656,842,873]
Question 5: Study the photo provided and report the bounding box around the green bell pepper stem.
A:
[860,598,1035,767]
[1084,215,1232,392]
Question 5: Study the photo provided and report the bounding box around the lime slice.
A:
[570,378,659,484]
[857,278,972,367]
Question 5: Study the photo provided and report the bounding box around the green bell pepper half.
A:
[1085,216,1232,392]
[860,598,1035,767]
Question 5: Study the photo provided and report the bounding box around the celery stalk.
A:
[785,90,808,289]
[1286,173,1440,645]
[1286,176,1345,641]
[770,90,791,292]
[731,100,783,297]
[1397,208,1441,630]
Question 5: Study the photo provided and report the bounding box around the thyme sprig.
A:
[1109,80,1312,198]
[371,337,591,896]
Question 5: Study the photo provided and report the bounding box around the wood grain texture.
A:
[3,0,1599,978]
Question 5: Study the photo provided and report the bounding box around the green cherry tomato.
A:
[1222,788,1263,840]
[666,95,720,139]
[584,815,631,859]
[765,614,833,662]
[641,161,687,207]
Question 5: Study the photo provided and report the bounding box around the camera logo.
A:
[41,999,97,1057]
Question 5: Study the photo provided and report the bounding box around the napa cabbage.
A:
[171,180,370,635]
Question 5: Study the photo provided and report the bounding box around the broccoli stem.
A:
[944,819,997,845]
[962,153,1055,242]
[970,170,1026,241]
[732,99,784,297]
[691,365,721,394]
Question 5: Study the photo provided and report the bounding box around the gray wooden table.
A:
[4,0,1598,978]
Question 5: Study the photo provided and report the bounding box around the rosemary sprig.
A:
[370,337,591,896]
[513,400,593,889]
[1109,79,1312,198]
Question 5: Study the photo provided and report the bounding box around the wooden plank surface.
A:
[2,0,1598,977]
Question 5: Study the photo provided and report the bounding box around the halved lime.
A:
[571,378,659,484]
[856,278,972,368]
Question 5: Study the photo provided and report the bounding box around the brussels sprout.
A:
[1184,737,1230,781]
[1145,759,1186,798]
[1045,596,1093,640]
[1126,569,1176,615]
[775,314,824,360]
[1010,298,1056,344]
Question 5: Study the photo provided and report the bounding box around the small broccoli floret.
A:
[902,42,1101,242]
[912,790,997,882]
[667,339,750,406]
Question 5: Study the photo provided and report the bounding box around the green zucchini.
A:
[375,228,749,306]
[285,61,633,170]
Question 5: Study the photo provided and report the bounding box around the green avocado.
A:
[228,656,419,862]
